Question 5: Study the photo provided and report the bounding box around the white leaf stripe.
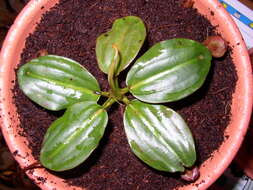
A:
[124,100,196,172]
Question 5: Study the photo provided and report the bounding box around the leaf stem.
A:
[95,91,110,97]
[120,87,129,95]
[102,98,116,109]
[122,96,130,105]
[108,44,121,98]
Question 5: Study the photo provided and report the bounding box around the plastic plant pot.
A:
[0,0,252,189]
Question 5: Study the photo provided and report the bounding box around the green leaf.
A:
[40,101,108,171]
[17,55,100,111]
[126,38,212,103]
[96,16,146,75]
[124,100,196,172]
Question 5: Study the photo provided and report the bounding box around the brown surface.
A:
[239,0,253,10]
[0,0,16,49]
[13,0,237,189]
[0,0,29,49]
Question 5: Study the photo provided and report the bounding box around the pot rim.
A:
[0,0,252,190]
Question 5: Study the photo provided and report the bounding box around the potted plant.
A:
[0,0,252,190]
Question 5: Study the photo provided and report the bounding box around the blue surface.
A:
[219,0,253,30]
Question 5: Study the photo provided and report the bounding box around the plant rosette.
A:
[0,0,252,190]
[17,14,216,175]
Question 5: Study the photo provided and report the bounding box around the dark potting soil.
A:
[13,0,237,189]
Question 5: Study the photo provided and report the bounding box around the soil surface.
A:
[13,0,237,189]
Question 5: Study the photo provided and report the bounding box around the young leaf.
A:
[17,55,100,111]
[124,100,196,172]
[40,101,108,171]
[126,38,212,103]
[96,16,146,75]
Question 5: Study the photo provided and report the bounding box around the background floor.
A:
[240,0,253,10]
[0,0,252,190]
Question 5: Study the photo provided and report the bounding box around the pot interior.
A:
[0,0,252,190]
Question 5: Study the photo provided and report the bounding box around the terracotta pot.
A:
[0,0,252,189]
[235,48,253,179]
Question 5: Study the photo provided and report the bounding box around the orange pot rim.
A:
[0,0,252,189]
